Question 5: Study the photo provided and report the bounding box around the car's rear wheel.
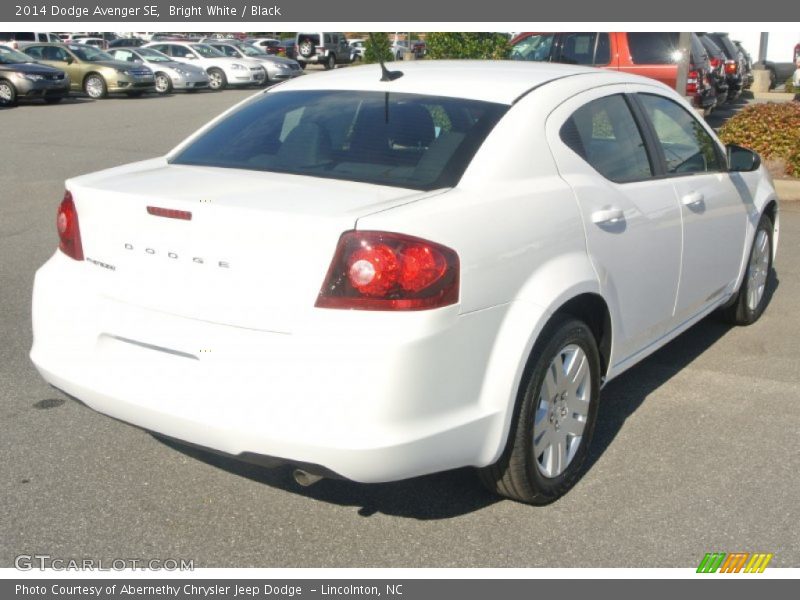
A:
[154,73,172,94]
[721,212,774,325]
[0,79,18,107]
[479,317,601,504]
[83,74,107,99]
[207,68,226,90]
[324,54,335,70]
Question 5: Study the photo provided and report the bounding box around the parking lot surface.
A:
[1,89,799,568]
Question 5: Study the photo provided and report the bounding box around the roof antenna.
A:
[369,33,403,82]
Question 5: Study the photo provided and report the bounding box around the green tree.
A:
[425,32,509,60]
[364,32,393,64]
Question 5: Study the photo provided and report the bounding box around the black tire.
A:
[768,67,777,90]
[83,73,107,99]
[478,317,601,504]
[207,68,226,91]
[324,54,335,70]
[298,40,315,58]
[154,72,172,94]
[720,213,774,325]
[43,96,64,104]
[0,79,18,107]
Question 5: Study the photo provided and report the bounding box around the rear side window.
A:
[560,94,653,183]
[557,33,610,66]
[627,32,680,65]
[171,90,508,191]
[637,94,722,174]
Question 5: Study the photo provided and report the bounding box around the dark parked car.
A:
[732,40,754,89]
[0,44,70,106]
[704,32,744,100]
[697,34,730,106]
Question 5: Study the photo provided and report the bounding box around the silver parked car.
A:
[206,42,302,82]
[108,47,209,93]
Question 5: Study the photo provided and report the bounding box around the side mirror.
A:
[65,56,74,64]
[727,144,761,172]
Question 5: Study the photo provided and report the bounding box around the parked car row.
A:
[0,40,304,106]
[509,32,754,117]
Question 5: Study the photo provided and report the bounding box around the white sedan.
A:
[143,41,265,90]
[31,62,778,504]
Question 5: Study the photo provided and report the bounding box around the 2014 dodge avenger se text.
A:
[30,61,779,504]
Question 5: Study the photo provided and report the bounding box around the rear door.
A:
[634,92,747,323]
[547,86,683,364]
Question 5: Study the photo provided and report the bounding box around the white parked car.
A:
[205,42,302,82]
[143,41,265,90]
[108,47,210,93]
[31,62,779,504]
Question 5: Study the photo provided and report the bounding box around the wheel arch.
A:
[476,265,614,467]
[82,71,104,86]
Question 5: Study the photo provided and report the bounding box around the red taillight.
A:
[686,70,699,94]
[710,57,721,69]
[57,191,83,261]
[724,60,737,75]
[316,231,459,311]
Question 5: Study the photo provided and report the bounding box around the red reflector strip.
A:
[146,206,192,220]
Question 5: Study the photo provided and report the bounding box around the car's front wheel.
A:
[83,74,107,99]
[479,317,601,504]
[0,79,18,107]
[207,68,226,90]
[154,73,172,94]
[721,212,774,325]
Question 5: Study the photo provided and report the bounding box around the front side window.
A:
[190,44,223,58]
[560,94,653,183]
[638,94,722,174]
[171,90,508,191]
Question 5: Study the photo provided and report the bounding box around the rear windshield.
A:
[171,90,508,191]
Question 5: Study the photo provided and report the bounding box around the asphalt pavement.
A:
[1,88,798,568]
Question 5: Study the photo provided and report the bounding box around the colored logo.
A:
[697,552,773,573]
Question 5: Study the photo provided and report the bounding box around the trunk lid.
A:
[70,159,431,332]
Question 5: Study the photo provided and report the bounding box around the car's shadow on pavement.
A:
[157,273,779,520]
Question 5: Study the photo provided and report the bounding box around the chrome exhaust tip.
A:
[293,469,323,487]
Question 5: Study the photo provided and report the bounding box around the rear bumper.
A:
[30,252,506,482]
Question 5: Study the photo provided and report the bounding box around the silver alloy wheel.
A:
[154,74,170,93]
[746,229,770,311]
[533,344,591,478]
[84,75,105,98]
[208,70,223,90]
[0,81,13,103]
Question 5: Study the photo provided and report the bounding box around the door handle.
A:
[591,207,625,225]
[681,191,704,206]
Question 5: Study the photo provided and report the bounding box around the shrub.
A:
[718,101,800,177]
[364,33,393,64]
[425,33,509,60]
